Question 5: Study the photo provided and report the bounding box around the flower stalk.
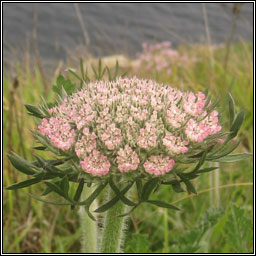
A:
[79,185,98,253]
[100,185,129,253]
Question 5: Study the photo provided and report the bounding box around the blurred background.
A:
[3,2,253,253]
[3,3,253,65]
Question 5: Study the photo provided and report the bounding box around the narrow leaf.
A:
[45,181,71,202]
[206,97,220,113]
[8,153,36,175]
[106,67,113,81]
[33,146,47,151]
[69,69,83,82]
[147,200,180,211]
[109,180,136,206]
[71,179,84,210]
[29,193,72,205]
[141,178,160,201]
[228,110,245,140]
[177,173,197,194]
[41,186,53,196]
[114,60,119,80]
[136,179,143,201]
[41,179,62,196]
[117,205,138,217]
[85,68,90,82]
[228,92,236,127]
[25,104,45,118]
[95,182,134,213]
[98,59,102,76]
[204,94,211,108]
[80,59,85,80]
[211,153,252,163]
[73,179,84,202]
[184,173,200,180]
[208,138,240,158]
[6,178,41,190]
[208,139,241,160]
[172,181,184,193]
[32,172,57,180]
[191,150,208,174]
[78,182,107,206]
[60,176,69,197]
[99,67,106,80]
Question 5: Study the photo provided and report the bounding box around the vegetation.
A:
[3,40,253,253]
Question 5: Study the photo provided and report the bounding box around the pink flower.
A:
[166,104,187,128]
[75,128,97,159]
[117,145,140,173]
[185,111,222,142]
[137,122,157,149]
[144,155,175,176]
[98,123,123,150]
[135,41,188,74]
[38,117,75,150]
[80,150,111,177]
[38,76,222,178]
[163,132,189,154]
[183,92,206,116]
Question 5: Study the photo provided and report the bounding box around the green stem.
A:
[79,185,98,253]
[100,185,129,253]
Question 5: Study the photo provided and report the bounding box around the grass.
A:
[3,40,253,253]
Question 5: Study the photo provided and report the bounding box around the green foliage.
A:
[171,181,185,193]
[224,204,253,253]
[177,173,197,194]
[124,233,150,253]
[7,153,36,175]
[109,180,136,206]
[91,59,106,80]
[95,182,134,213]
[228,110,245,141]
[212,153,252,163]
[141,178,160,201]
[128,201,253,253]
[25,104,46,119]
[71,179,84,209]
[52,75,76,97]
[6,178,42,190]
[228,92,236,126]
[146,200,180,211]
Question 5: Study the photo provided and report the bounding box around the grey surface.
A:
[3,3,253,61]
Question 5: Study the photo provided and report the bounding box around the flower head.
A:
[143,155,175,176]
[80,150,111,177]
[117,145,140,173]
[38,77,222,177]
[163,132,189,154]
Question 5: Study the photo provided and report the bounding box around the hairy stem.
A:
[79,185,98,253]
[100,185,129,253]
